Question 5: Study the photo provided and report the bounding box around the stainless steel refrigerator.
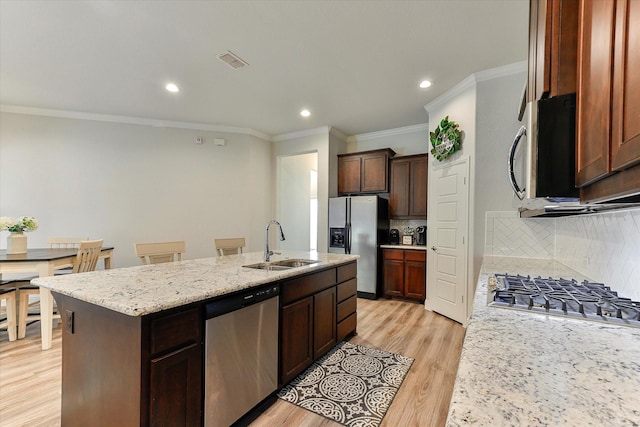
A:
[328,195,389,299]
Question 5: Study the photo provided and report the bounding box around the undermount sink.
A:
[242,259,318,271]
[272,259,318,268]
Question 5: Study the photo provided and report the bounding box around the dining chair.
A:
[17,239,104,339]
[214,237,245,256]
[48,236,89,249]
[134,241,186,265]
[0,284,18,341]
[49,236,89,274]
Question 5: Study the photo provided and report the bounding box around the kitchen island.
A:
[446,256,640,426]
[33,251,358,427]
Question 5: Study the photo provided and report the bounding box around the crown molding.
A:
[474,60,526,82]
[346,123,429,143]
[0,105,272,142]
[272,126,333,142]
[424,60,527,114]
[328,126,348,142]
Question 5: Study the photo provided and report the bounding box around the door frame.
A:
[425,157,470,325]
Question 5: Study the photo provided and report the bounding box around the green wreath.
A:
[430,116,462,161]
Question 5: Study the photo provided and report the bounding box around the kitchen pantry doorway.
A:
[278,152,318,252]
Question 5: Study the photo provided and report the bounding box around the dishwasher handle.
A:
[206,285,279,318]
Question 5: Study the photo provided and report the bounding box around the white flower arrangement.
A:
[0,216,39,233]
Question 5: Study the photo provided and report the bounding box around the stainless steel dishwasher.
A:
[204,284,279,427]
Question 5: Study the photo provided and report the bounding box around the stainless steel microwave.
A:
[508,93,579,207]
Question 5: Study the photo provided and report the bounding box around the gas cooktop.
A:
[489,274,640,328]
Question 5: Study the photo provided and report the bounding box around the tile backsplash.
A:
[485,208,640,300]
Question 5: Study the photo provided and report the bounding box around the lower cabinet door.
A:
[404,260,426,301]
[149,342,202,427]
[383,259,404,297]
[313,286,336,359]
[280,296,314,385]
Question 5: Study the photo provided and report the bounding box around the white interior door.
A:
[426,160,468,324]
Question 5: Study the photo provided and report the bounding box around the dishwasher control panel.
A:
[206,284,280,318]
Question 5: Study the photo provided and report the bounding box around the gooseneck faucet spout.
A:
[264,220,286,262]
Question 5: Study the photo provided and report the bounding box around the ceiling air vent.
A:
[217,51,249,70]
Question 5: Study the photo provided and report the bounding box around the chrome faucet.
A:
[264,220,286,262]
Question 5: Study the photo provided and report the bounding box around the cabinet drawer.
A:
[383,249,404,260]
[337,295,356,322]
[337,262,357,283]
[405,250,426,262]
[337,278,357,302]
[150,308,201,355]
[281,268,337,305]
[337,313,357,342]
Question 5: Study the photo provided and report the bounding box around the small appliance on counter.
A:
[416,226,426,245]
[389,229,400,245]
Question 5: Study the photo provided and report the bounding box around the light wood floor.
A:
[0,298,464,427]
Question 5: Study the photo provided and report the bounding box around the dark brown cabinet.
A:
[577,0,640,202]
[336,262,357,342]
[53,294,202,427]
[338,148,395,195]
[280,296,314,385]
[382,249,426,303]
[389,154,427,219]
[149,343,202,427]
[527,0,579,102]
[279,262,357,385]
[279,268,337,385]
[313,286,336,359]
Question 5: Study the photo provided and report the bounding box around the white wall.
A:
[346,124,428,156]
[474,67,527,288]
[423,61,527,319]
[279,152,317,251]
[0,112,273,268]
[274,127,343,252]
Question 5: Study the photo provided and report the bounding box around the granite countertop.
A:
[446,256,640,426]
[33,251,358,317]
[379,244,428,250]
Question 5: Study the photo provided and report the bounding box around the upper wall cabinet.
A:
[337,148,396,195]
[527,0,579,102]
[576,0,640,202]
[389,154,427,219]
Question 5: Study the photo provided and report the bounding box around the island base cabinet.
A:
[280,296,314,386]
[149,343,202,427]
[55,294,144,427]
[53,293,202,427]
[313,286,337,359]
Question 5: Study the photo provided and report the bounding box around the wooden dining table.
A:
[0,247,114,350]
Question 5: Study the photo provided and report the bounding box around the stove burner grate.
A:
[490,274,640,328]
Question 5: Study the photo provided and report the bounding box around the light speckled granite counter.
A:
[446,256,640,426]
[33,251,358,317]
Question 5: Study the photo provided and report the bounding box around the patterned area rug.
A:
[277,341,414,427]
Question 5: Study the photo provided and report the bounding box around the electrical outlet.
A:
[65,309,74,334]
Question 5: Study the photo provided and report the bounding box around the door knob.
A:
[431,246,437,252]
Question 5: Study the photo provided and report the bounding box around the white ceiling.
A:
[0,0,529,138]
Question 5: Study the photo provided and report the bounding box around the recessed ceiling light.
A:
[419,80,432,89]
[165,83,179,93]
[300,109,311,117]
